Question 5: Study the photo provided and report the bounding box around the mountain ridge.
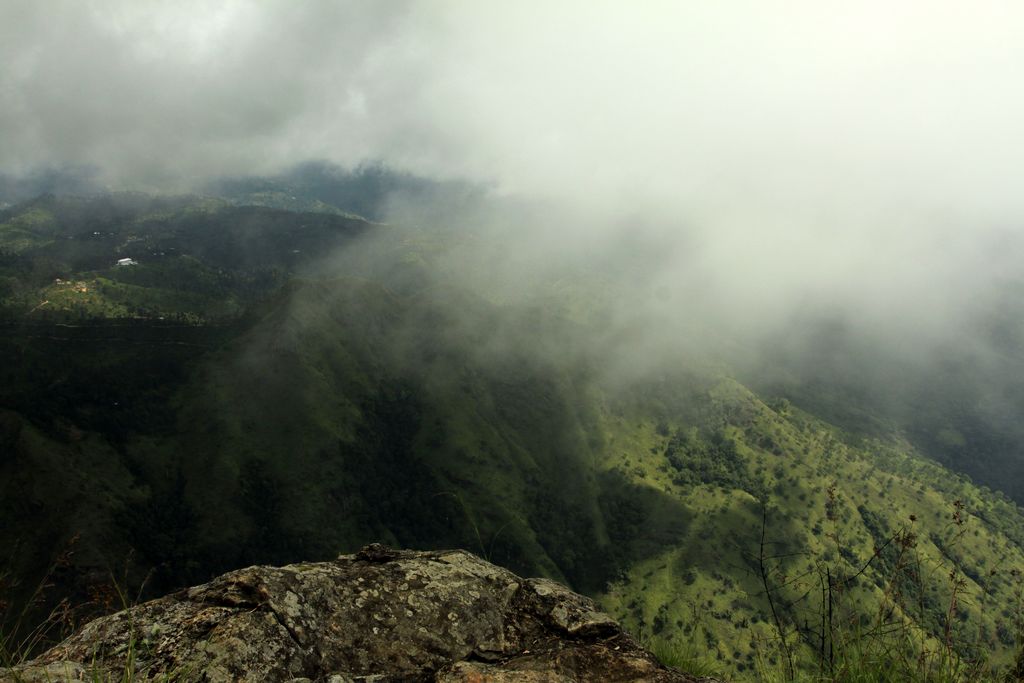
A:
[2,188,1024,679]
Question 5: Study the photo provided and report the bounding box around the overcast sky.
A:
[3,2,1022,200]
[3,1,1023,338]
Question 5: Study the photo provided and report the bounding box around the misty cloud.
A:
[3,1,1024,343]
[3,2,1022,202]
[0,1,410,184]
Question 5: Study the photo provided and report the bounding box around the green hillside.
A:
[2,192,1024,681]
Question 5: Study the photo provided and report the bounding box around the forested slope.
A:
[3,191,1024,680]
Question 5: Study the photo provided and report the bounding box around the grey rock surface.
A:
[4,545,720,682]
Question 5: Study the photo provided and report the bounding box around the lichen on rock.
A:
[4,545,719,682]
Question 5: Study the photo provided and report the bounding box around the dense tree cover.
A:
[744,307,1024,506]
[3,187,1024,680]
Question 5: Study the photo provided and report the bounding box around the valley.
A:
[2,182,1024,680]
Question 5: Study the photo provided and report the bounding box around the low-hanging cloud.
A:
[3,0,1024,343]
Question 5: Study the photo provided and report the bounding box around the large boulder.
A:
[4,545,719,682]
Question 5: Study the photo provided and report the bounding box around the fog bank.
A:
[4,1,1024,347]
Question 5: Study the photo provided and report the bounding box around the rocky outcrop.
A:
[4,545,718,682]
